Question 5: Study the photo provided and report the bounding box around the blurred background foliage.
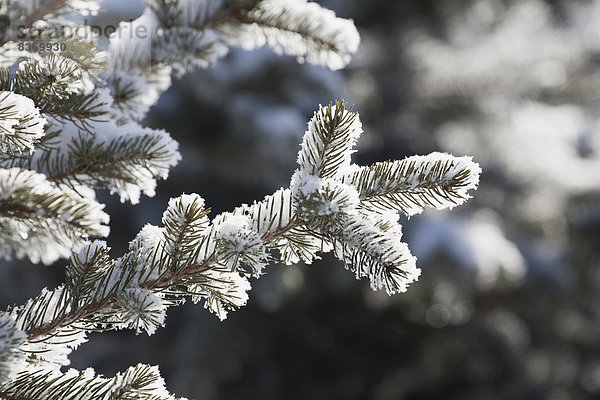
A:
[2,0,600,399]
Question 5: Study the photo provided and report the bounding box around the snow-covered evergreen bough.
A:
[0,0,480,398]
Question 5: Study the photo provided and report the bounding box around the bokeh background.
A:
[3,0,600,399]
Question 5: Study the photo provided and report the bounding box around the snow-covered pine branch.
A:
[334,214,418,295]
[0,1,480,398]
[2,54,107,132]
[0,0,363,261]
[107,0,360,123]
[0,1,102,54]
[218,0,360,70]
[0,167,109,264]
[0,100,479,399]
[0,91,46,153]
[40,123,180,203]
[0,121,181,206]
[0,313,26,382]
[0,364,182,400]
[342,153,482,216]
[296,100,362,178]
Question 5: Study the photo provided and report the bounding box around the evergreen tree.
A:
[0,1,480,398]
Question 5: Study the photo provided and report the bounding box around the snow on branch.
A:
[148,0,222,29]
[152,27,229,76]
[47,126,181,204]
[8,100,477,331]
[114,288,167,335]
[334,215,419,295]
[9,54,95,100]
[6,0,102,23]
[220,188,327,265]
[0,167,109,264]
[161,193,211,275]
[1,120,182,204]
[342,153,482,216]
[0,313,27,383]
[0,91,46,153]
[0,100,479,399]
[2,56,109,132]
[189,267,252,321]
[296,100,362,179]
[106,0,360,125]
[0,2,369,397]
[214,212,268,275]
[106,5,228,122]
[0,363,179,400]
[217,0,360,70]
[290,102,479,294]
[1,1,103,50]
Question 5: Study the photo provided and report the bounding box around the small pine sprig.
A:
[334,214,418,295]
[152,27,228,76]
[291,100,480,293]
[296,101,362,178]
[43,126,181,204]
[341,153,482,216]
[0,90,46,153]
[0,106,182,205]
[0,364,182,400]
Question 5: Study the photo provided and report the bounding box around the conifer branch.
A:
[297,100,362,179]
[0,0,66,47]
[2,0,103,49]
[332,214,418,295]
[0,1,480,397]
[106,0,361,125]
[0,86,480,400]
[0,168,109,264]
[9,55,88,99]
[151,27,228,75]
[17,191,297,343]
[0,364,180,400]
[217,0,360,70]
[3,101,480,360]
[342,153,482,216]
[1,56,109,133]
[43,130,181,203]
[0,91,46,153]
[0,124,181,204]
